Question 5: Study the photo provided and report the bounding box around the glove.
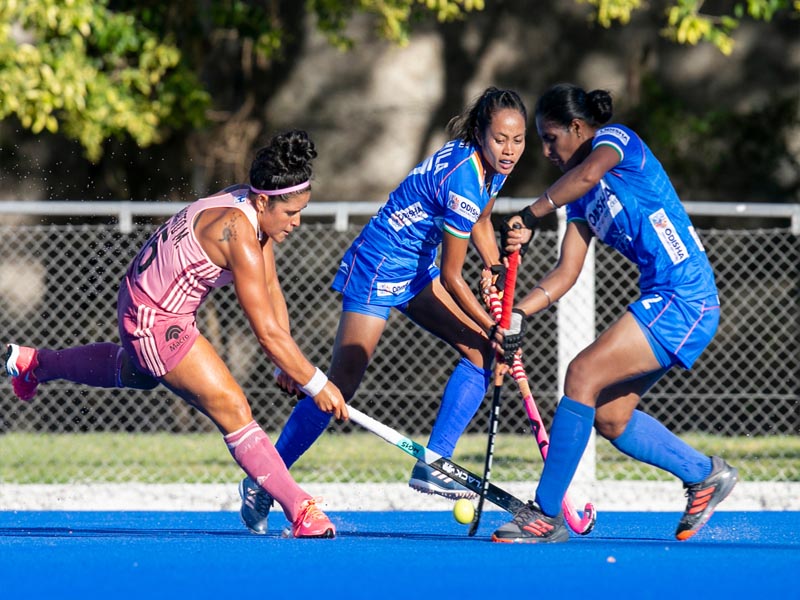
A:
[490,263,506,291]
[501,207,539,256]
[501,308,527,364]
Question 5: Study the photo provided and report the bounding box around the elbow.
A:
[439,273,459,296]
[576,165,603,188]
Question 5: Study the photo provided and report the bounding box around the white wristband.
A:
[300,367,328,398]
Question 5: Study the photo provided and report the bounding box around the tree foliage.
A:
[311,0,485,47]
[579,0,799,56]
[0,0,209,162]
[0,0,796,162]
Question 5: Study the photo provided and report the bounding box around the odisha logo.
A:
[165,325,183,341]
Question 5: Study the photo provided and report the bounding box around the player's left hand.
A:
[480,266,505,311]
[274,367,301,397]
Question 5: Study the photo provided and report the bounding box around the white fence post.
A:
[556,211,596,482]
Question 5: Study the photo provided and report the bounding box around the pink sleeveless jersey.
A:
[127,187,258,315]
[118,187,258,377]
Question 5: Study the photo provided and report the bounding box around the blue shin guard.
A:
[611,409,712,484]
[275,396,331,469]
[535,396,595,517]
[428,357,491,457]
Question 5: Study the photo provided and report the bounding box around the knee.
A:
[594,413,629,441]
[462,336,492,371]
[119,356,159,390]
[205,390,253,432]
[563,358,597,401]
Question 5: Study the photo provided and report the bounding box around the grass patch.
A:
[1,432,797,484]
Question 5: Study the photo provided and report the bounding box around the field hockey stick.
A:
[509,356,597,533]
[348,406,527,515]
[487,294,597,535]
[468,250,520,537]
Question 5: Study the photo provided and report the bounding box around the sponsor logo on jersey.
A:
[388,202,428,232]
[585,182,620,239]
[649,208,689,264]
[165,325,191,352]
[447,192,480,224]
[165,325,183,340]
[598,126,630,146]
[376,279,412,297]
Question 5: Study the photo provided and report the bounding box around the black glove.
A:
[501,207,539,256]
[490,263,506,291]
[501,308,527,364]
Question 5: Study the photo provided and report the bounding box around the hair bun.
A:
[250,129,317,192]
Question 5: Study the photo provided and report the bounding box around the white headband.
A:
[250,181,310,196]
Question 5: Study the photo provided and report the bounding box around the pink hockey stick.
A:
[488,293,596,534]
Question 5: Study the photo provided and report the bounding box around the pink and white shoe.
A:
[291,498,336,539]
[4,344,40,401]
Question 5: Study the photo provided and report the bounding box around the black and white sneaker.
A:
[408,461,477,500]
[239,477,274,535]
[492,501,569,544]
[675,456,738,541]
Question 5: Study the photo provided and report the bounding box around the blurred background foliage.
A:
[0,0,798,203]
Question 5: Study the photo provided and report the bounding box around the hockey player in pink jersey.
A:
[4,130,346,538]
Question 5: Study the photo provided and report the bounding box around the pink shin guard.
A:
[224,421,308,521]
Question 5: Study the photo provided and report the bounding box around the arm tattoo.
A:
[219,213,240,243]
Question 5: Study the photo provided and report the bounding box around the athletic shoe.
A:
[291,498,336,538]
[675,456,738,541]
[491,501,569,544]
[238,477,274,535]
[4,344,40,401]
[408,460,477,500]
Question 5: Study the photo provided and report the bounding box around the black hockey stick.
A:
[468,250,519,536]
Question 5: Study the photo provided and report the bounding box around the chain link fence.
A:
[0,201,797,487]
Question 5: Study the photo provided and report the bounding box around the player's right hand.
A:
[501,208,538,255]
[501,308,527,365]
[312,381,349,422]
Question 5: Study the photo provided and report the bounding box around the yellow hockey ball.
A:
[453,498,475,524]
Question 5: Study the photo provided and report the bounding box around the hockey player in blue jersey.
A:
[238,87,529,533]
[492,83,737,544]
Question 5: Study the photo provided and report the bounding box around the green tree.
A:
[1,0,796,162]
[0,0,483,162]
[578,0,799,55]
[0,0,209,162]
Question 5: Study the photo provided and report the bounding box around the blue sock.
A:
[428,358,491,457]
[611,410,712,484]
[275,396,331,469]
[535,396,595,517]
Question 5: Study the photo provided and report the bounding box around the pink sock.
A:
[224,421,310,522]
[36,343,124,388]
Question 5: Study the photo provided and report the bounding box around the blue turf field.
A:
[0,510,797,599]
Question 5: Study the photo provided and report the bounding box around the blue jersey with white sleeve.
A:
[566,124,717,302]
[332,139,506,306]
